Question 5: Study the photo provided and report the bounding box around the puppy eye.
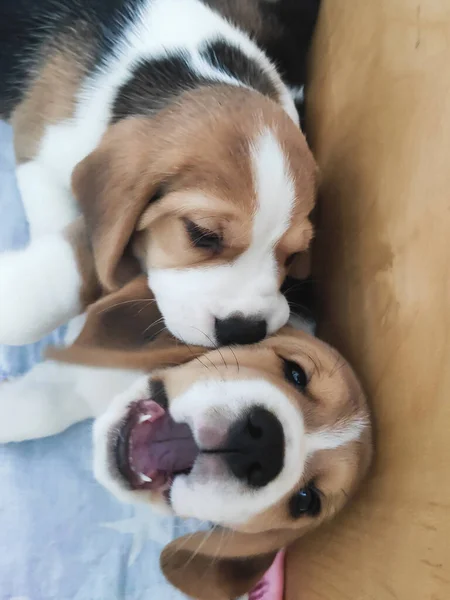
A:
[285,252,299,267]
[289,485,322,519]
[283,359,308,390]
[184,218,223,254]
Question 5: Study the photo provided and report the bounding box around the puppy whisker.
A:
[209,525,231,570]
[142,316,167,335]
[98,298,158,316]
[172,330,217,375]
[188,327,226,377]
[227,344,240,374]
[179,524,218,571]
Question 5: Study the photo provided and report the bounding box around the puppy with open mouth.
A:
[94,335,371,528]
[0,278,373,599]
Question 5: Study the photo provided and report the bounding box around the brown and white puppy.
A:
[0,0,319,348]
[0,278,372,599]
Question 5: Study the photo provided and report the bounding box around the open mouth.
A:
[114,399,199,498]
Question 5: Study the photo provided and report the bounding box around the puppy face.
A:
[73,86,316,346]
[94,328,372,534]
[50,286,372,600]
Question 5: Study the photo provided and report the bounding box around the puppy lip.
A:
[113,399,199,496]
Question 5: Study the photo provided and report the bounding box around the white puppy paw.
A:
[0,236,82,345]
[16,161,78,239]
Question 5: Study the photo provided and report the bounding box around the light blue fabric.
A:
[0,122,209,600]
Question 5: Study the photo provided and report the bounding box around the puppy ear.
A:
[71,118,168,291]
[46,276,206,370]
[161,528,297,600]
[68,275,160,350]
[162,549,275,600]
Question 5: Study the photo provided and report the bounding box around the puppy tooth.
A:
[139,473,153,483]
[139,414,153,424]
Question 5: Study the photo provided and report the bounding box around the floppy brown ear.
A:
[67,275,160,349]
[71,118,170,291]
[47,275,206,370]
[162,548,275,600]
[161,528,298,600]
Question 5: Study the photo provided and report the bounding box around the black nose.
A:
[215,316,267,346]
[223,407,284,488]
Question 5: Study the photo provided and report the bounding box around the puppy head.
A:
[93,328,371,525]
[51,284,372,599]
[93,333,371,598]
[72,85,317,347]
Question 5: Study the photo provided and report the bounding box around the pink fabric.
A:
[248,550,285,600]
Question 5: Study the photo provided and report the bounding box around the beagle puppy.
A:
[0,0,320,348]
[0,278,372,600]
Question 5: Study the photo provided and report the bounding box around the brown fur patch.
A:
[11,34,91,163]
[161,547,275,600]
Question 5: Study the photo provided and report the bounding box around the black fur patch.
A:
[199,39,279,99]
[0,0,146,118]
[111,52,216,123]
[111,38,282,123]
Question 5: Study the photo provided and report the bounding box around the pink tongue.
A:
[129,401,199,479]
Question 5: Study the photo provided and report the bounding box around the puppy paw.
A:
[0,235,82,344]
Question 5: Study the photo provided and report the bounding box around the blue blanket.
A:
[0,122,213,600]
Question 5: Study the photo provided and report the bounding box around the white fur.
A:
[288,85,305,104]
[148,128,296,345]
[306,417,369,454]
[16,161,78,239]
[288,313,316,336]
[0,234,83,345]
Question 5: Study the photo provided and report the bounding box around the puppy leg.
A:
[0,234,83,344]
[0,361,91,443]
[0,360,140,443]
[16,161,78,239]
[0,220,100,345]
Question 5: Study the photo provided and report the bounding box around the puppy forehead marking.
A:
[250,128,296,249]
[305,416,369,454]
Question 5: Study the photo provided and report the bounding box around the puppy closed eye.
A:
[283,359,308,390]
[183,218,223,254]
[289,485,322,518]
